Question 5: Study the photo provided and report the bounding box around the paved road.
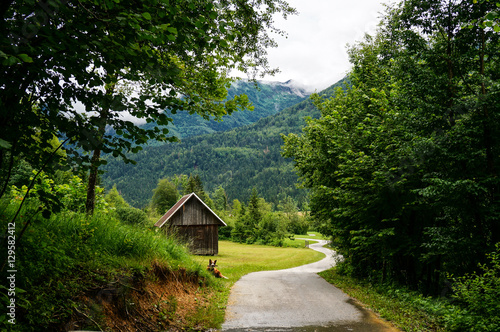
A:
[222,240,399,332]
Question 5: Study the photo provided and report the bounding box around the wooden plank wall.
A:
[165,198,220,255]
[170,199,219,226]
[178,225,219,255]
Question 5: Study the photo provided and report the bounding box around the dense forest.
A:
[125,79,310,142]
[102,80,346,207]
[283,1,500,330]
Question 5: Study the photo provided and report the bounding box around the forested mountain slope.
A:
[136,79,311,141]
[102,79,346,207]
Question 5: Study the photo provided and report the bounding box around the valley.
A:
[102,79,346,208]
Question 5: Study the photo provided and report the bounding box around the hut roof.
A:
[154,192,227,228]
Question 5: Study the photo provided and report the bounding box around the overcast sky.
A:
[257,0,392,91]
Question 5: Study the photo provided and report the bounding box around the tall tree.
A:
[247,187,262,225]
[152,178,178,215]
[105,184,129,209]
[212,185,228,211]
[184,174,203,196]
[283,0,500,293]
[0,0,296,214]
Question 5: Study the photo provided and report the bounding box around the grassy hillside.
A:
[102,79,347,208]
[1,202,210,331]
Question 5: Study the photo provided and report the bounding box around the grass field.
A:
[301,231,328,240]
[281,231,329,247]
[191,240,326,328]
[193,240,326,281]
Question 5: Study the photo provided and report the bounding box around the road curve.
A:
[221,240,399,332]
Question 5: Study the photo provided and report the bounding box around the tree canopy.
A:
[283,0,500,296]
[0,0,296,213]
[152,178,179,215]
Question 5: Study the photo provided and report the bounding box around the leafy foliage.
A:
[0,0,297,214]
[0,172,205,331]
[229,189,307,246]
[283,0,500,299]
[105,184,129,209]
[115,206,148,225]
[152,178,179,215]
[447,243,500,331]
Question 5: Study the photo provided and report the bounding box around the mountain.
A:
[138,79,311,141]
[102,79,347,208]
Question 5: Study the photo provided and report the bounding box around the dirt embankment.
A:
[65,261,214,332]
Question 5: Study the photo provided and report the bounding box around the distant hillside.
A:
[138,79,311,142]
[102,79,347,208]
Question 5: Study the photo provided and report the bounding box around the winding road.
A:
[222,240,400,332]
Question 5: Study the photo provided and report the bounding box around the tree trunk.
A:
[0,145,15,199]
[479,28,495,176]
[84,81,115,215]
[85,147,102,215]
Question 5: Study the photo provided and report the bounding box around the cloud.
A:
[262,0,391,90]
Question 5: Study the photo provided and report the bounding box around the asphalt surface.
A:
[221,240,400,332]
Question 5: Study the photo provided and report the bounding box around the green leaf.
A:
[485,12,496,20]
[141,12,152,20]
[0,139,12,149]
[2,56,20,66]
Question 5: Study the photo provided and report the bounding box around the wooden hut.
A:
[154,192,226,255]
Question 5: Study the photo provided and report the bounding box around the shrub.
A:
[105,184,129,209]
[446,243,500,332]
[115,206,148,224]
[152,178,178,215]
[288,215,309,235]
[218,224,233,240]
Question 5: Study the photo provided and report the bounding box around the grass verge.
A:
[283,237,317,248]
[1,209,212,331]
[319,268,455,332]
[299,231,328,240]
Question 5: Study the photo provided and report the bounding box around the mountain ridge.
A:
[102,78,347,207]
[138,79,311,142]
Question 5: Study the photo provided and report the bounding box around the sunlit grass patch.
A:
[193,240,325,281]
[283,236,318,247]
[297,231,328,240]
